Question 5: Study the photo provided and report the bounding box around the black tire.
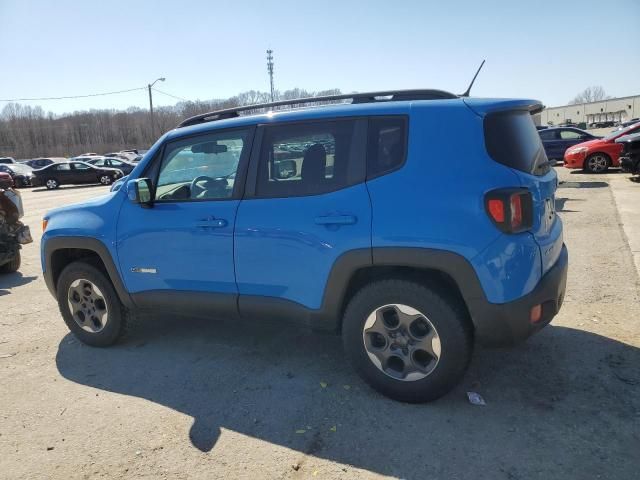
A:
[342,279,473,403]
[0,250,20,273]
[45,178,59,190]
[584,153,610,173]
[56,261,136,347]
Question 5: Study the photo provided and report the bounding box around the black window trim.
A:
[244,116,372,200]
[365,115,409,181]
[144,125,256,204]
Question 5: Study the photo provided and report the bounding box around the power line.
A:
[151,88,187,102]
[0,86,147,102]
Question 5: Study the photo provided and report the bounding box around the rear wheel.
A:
[584,153,610,173]
[45,178,59,189]
[56,261,135,346]
[0,250,20,274]
[342,279,472,403]
[99,175,113,185]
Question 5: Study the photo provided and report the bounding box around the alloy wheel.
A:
[67,279,109,333]
[46,179,58,189]
[362,304,441,381]
[100,175,112,185]
[587,155,608,173]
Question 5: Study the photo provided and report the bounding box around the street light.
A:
[148,77,165,138]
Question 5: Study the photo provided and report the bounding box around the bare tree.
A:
[0,88,341,158]
[569,86,611,105]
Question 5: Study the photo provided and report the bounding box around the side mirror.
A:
[128,178,153,207]
[274,159,297,179]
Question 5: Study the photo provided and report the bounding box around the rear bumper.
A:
[469,244,568,347]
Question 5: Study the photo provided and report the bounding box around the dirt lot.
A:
[1,169,639,479]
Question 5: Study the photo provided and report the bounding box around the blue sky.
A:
[1,0,639,114]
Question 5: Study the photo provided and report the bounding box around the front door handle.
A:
[314,215,357,226]
[196,217,228,228]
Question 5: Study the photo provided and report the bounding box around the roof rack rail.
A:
[177,89,458,128]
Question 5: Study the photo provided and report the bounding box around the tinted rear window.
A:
[484,110,549,175]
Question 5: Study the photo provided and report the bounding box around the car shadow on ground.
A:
[0,272,37,296]
[55,315,640,478]
[558,180,609,189]
[555,197,584,213]
[569,169,623,176]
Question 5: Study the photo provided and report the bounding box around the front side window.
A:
[560,130,582,140]
[72,163,90,170]
[256,119,359,197]
[156,128,250,201]
[55,164,70,171]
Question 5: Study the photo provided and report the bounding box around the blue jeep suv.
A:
[41,90,567,402]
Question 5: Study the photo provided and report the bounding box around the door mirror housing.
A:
[274,159,297,179]
[128,178,154,207]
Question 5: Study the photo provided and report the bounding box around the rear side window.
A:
[367,116,407,178]
[484,110,550,176]
[256,119,364,198]
[539,129,556,140]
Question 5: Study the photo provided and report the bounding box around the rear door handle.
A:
[196,217,228,228]
[314,215,357,226]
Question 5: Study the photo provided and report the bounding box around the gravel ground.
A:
[1,169,639,480]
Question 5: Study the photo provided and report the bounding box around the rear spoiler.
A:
[463,98,544,117]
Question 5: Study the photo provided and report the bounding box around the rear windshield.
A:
[484,110,550,176]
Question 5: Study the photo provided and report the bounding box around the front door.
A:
[116,127,254,314]
[234,118,371,314]
[69,162,96,183]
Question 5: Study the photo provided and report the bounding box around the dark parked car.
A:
[0,157,16,164]
[21,158,57,169]
[0,163,34,187]
[539,127,600,162]
[616,132,640,175]
[31,161,123,189]
[84,156,136,175]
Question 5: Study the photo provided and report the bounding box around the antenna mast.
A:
[460,60,486,97]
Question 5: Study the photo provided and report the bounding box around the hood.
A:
[569,138,607,150]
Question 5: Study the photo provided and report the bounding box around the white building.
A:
[538,94,640,126]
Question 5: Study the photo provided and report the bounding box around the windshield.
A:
[604,123,640,141]
[9,164,33,174]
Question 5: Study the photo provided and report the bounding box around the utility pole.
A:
[266,49,275,102]
[148,77,165,138]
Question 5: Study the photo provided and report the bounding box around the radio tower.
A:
[266,49,275,102]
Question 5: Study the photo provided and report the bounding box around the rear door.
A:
[539,129,561,159]
[234,118,370,314]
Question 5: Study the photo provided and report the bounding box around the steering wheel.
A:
[190,175,216,197]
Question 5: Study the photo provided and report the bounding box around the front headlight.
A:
[569,147,588,154]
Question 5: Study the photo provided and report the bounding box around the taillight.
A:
[485,188,533,233]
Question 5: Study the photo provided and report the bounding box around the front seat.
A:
[301,144,327,191]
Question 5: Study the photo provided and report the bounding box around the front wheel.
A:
[584,153,610,173]
[0,250,20,274]
[342,279,472,403]
[56,261,135,346]
[45,178,59,189]
[99,175,113,185]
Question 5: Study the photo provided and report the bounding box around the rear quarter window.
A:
[484,110,550,176]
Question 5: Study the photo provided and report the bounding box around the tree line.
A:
[0,88,341,159]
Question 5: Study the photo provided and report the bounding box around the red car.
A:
[564,122,640,173]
